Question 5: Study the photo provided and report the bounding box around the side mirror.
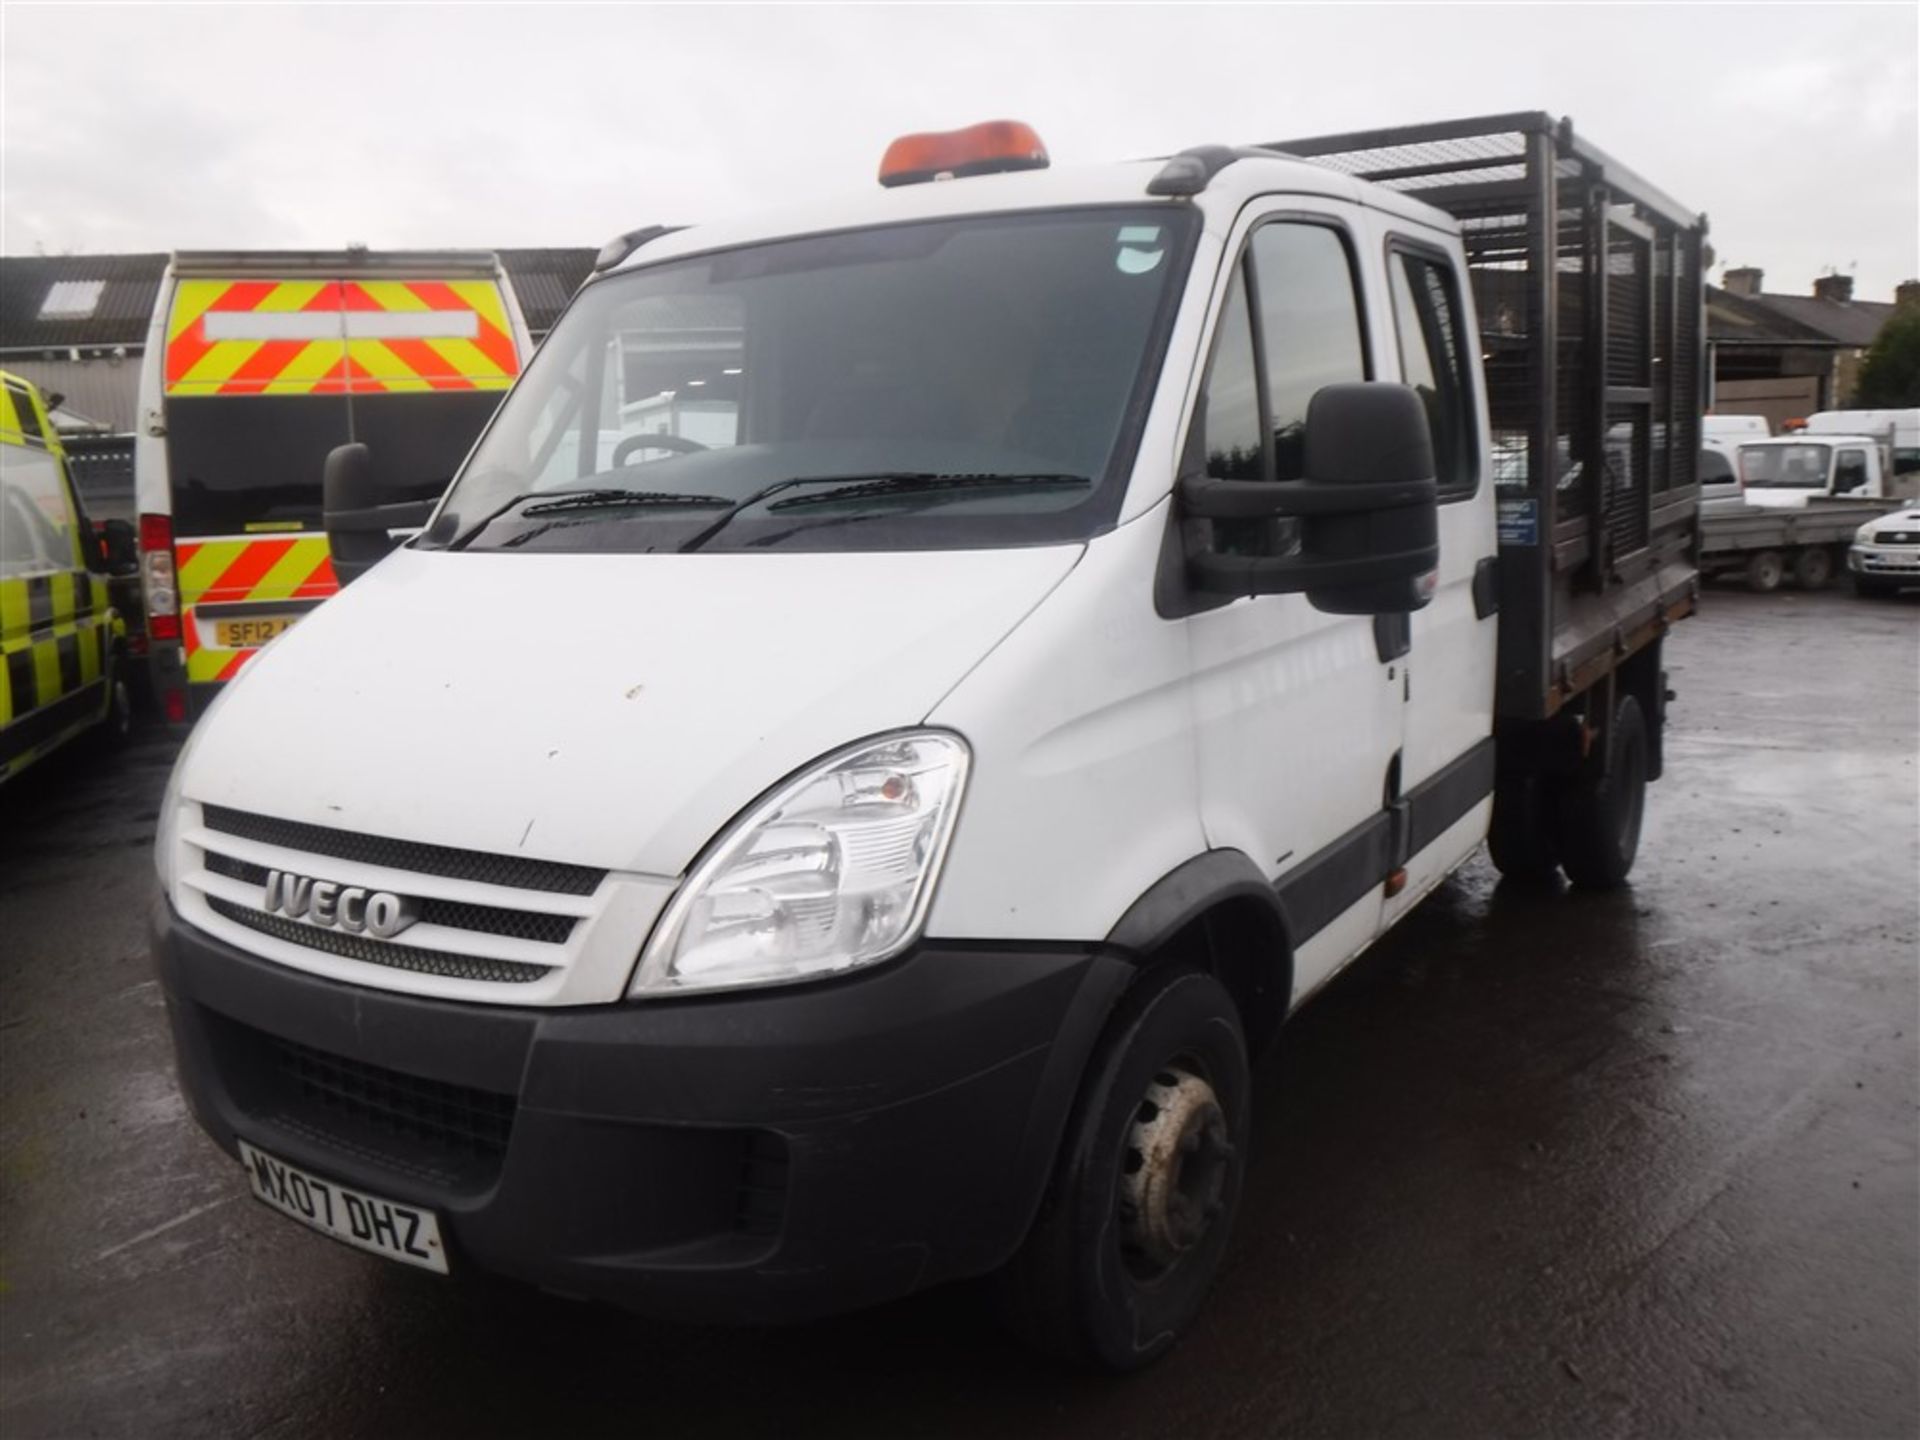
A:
[97,518,138,576]
[323,443,435,586]
[1180,382,1440,614]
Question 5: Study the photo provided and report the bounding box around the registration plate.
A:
[214,616,296,648]
[1878,553,1920,568]
[238,1140,449,1273]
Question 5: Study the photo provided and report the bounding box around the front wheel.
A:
[1555,693,1649,891]
[997,969,1249,1371]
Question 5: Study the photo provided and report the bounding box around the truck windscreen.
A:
[430,206,1198,554]
[1739,443,1831,489]
[165,392,502,537]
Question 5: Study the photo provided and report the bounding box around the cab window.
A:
[1249,223,1368,481]
[1197,221,1368,486]
[3,381,51,448]
[0,443,80,574]
[1835,449,1869,493]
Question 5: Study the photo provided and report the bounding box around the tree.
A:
[1853,306,1920,407]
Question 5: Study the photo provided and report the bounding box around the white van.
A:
[153,115,1704,1368]
[1703,413,1770,448]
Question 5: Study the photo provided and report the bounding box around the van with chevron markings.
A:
[133,251,533,721]
[1,369,133,783]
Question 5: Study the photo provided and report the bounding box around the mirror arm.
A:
[1189,544,1439,597]
[1179,473,1437,520]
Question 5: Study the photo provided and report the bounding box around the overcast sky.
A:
[3,3,1915,299]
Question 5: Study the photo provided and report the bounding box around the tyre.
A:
[1745,550,1784,593]
[1792,546,1834,591]
[998,968,1249,1371]
[1554,693,1648,891]
[1488,775,1561,883]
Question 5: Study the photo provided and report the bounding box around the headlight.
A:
[631,731,970,997]
[1855,522,1879,544]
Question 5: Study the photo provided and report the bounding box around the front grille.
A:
[209,896,551,984]
[275,1034,515,1160]
[203,852,577,945]
[1877,531,1918,546]
[202,805,606,896]
[209,1013,518,1190]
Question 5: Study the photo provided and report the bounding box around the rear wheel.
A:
[1745,550,1784,593]
[1555,694,1648,891]
[1792,546,1834,590]
[1488,775,1561,883]
[998,969,1249,1371]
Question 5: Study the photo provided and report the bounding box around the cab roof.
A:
[604,150,1457,278]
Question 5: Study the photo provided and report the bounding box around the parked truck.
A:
[1700,434,1903,590]
[153,112,1704,1368]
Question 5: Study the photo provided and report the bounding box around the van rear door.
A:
[160,262,522,691]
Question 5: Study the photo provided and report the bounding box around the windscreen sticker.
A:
[1116,225,1165,275]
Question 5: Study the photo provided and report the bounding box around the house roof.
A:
[1707,285,1833,346]
[0,247,596,351]
[0,253,168,350]
[1744,292,1894,348]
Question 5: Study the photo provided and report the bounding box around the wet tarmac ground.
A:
[2,585,1915,1440]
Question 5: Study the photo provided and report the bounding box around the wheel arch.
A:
[1105,850,1293,1057]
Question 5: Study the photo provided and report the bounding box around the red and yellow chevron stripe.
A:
[166,278,521,397]
[176,534,336,683]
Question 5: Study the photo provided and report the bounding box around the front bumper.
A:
[1849,543,1920,580]
[155,899,1129,1322]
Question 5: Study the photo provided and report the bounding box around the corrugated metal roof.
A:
[497,248,595,336]
[1,356,143,433]
[0,253,167,349]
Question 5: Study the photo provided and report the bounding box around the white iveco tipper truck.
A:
[154,113,1705,1368]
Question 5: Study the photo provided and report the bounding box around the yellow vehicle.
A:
[1,370,132,783]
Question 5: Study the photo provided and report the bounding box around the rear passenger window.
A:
[1389,251,1478,499]
[1249,224,1367,481]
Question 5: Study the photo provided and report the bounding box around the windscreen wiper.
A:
[767,472,1090,511]
[678,472,1092,553]
[518,488,730,517]
[447,487,728,549]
